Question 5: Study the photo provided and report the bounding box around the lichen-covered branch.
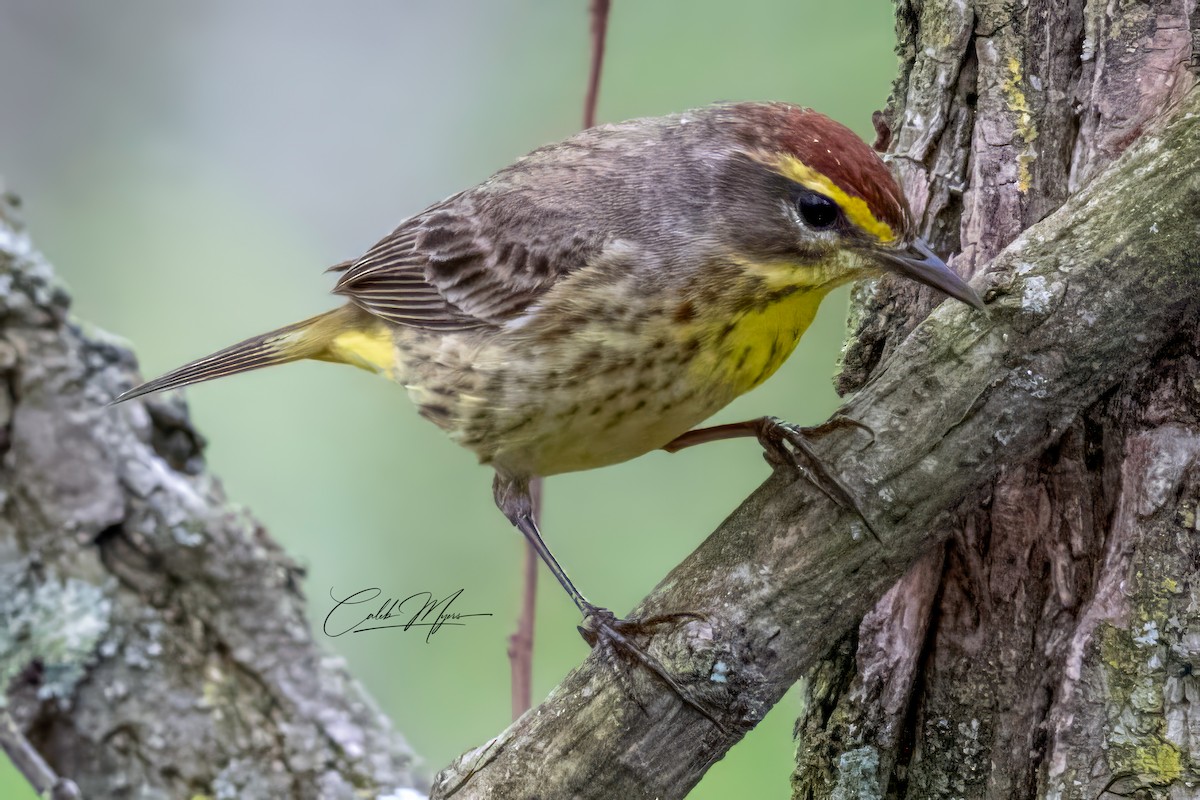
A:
[431,81,1200,799]
[0,195,421,799]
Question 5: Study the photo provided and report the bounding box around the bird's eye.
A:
[796,192,839,229]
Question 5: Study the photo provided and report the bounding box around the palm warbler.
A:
[114,102,983,720]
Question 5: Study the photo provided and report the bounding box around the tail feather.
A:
[111,306,359,405]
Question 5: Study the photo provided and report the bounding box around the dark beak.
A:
[872,238,985,310]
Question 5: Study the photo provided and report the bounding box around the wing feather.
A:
[331,191,604,331]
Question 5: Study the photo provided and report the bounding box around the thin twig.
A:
[507,479,541,719]
[583,0,612,129]
[508,0,613,718]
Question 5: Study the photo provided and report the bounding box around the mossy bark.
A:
[795,2,1200,798]
[0,196,420,799]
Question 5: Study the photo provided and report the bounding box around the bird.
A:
[112,101,983,724]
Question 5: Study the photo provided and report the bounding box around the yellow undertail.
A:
[111,305,394,404]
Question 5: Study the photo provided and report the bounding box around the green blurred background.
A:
[0,1,895,796]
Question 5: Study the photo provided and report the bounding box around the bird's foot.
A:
[576,606,703,646]
[576,604,727,734]
[751,416,880,542]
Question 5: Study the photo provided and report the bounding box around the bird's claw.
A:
[578,607,705,641]
[752,416,881,543]
[577,605,727,734]
[754,416,806,470]
[811,413,877,445]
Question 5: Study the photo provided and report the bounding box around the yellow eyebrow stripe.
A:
[775,154,897,243]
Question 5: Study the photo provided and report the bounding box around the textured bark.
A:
[0,196,421,798]
[795,1,1200,798]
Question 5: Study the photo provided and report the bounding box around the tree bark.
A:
[0,195,422,798]
[794,1,1200,798]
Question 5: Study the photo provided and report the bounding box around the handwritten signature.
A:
[323,587,492,643]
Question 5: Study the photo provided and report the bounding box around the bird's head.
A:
[711,102,984,310]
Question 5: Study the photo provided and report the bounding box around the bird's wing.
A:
[329,191,606,331]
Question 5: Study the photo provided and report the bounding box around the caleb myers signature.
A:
[324,587,493,643]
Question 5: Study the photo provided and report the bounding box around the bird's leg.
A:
[492,473,725,732]
[0,710,80,799]
[663,415,879,540]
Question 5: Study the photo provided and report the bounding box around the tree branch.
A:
[431,87,1200,799]
[0,196,423,798]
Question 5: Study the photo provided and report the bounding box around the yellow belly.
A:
[470,285,833,476]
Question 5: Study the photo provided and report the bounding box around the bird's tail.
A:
[111,305,381,405]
